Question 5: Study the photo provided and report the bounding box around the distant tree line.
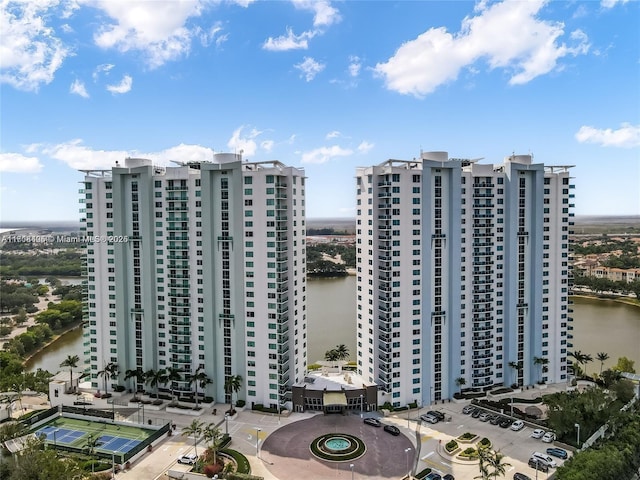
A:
[307,227,352,236]
[573,273,640,298]
[572,237,638,256]
[307,244,356,267]
[0,250,83,277]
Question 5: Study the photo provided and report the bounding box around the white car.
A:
[510,420,525,431]
[530,429,545,439]
[542,432,556,443]
[177,453,198,465]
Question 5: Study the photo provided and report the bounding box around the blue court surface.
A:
[36,425,85,444]
[96,435,141,453]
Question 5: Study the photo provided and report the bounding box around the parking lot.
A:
[384,401,571,480]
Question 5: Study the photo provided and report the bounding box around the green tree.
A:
[182,419,205,457]
[455,377,466,395]
[533,356,549,384]
[59,354,80,393]
[84,434,101,474]
[612,356,636,373]
[124,368,145,396]
[596,352,609,375]
[145,368,168,398]
[475,445,511,480]
[202,423,225,465]
[97,362,118,394]
[334,344,349,360]
[507,361,522,386]
[189,367,212,409]
[224,374,243,408]
[8,435,85,480]
[165,367,183,404]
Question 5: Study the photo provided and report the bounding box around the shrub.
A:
[459,447,478,459]
[203,463,223,477]
[235,399,246,408]
[479,437,491,447]
[415,468,432,479]
[459,432,476,441]
[113,385,126,392]
[445,440,458,452]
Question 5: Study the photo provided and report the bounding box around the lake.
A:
[27,277,639,376]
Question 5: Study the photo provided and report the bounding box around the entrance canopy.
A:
[323,392,347,407]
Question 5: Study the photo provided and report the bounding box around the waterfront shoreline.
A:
[571,293,640,310]
[23,321,84,369]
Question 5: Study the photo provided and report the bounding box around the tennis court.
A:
[34,416,153,455]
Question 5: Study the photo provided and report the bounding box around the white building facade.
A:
[81,154,307,408]
[355,152,573,408]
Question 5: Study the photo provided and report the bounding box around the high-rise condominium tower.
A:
[81,154,307,408]
[355,152,573,408]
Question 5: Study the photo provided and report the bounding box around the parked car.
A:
[443,474,455,480]
[542,432,556,443]
[420,414,439,424]
[513,472,531,480]
[528,458,549,472]
[510,420,525,431]
[383,424,400,436]
[479,412,491,422]
[429,411,446,421]
[499,418,513,428]
[513,474,532,480]
[530,429,545,439]
[425,473,442,480]
[462,405,475,414]
[532,451,557,468]
[364,417,382,427]
[471,409,482,418]
[177,453,198,465]
[490,415,502,425]
[546,447,568,460]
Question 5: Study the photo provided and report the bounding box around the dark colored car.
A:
[546,447,568,459]
[471,409,481,418]
[443,474,455,480]
[383,424,400,436]
[499,418,513,428]
[364,417,382,427]
[462,405,475,414]
[513,474,532,480]
[490,415,502,425]
[528,458,549,472]
[428,411,446,421]
[425,474,442,480]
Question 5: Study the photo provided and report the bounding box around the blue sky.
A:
[1,0,639,222]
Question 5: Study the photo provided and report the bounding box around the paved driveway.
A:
[260,414,414,480]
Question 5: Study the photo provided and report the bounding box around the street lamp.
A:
[360,394,364,418]
[52,428,59,450]
[350,463,354,480]
[138,402,145,425]
[575,423,580,447]
[404,447,412,478]
[510,396,514,418]
[224,413,229,434]
[255,428,261,458]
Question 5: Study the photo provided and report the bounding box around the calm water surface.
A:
[28,277,639,376]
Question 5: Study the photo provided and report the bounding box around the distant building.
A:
[355,152,573,407]
[80,154,307,408]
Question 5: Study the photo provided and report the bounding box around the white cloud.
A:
[70,79,89,98]
[375,0,590,98]
[106,74,132,94]
[575,123,640,148]
[92,63,114,82]
[301,145,353,164]
[0,0,71,92]
[0,153,43,173]
[263,28,312,51]
[39,139,215,170]
[348,55,361,77]
[601,0,630,8]
[295,57,325,81]
[292,0,341,27]
[357,141,374,154]
[261,140,275,152]
[231,0,256,7]
[196,23,226,48]
[227,126,268,157]
[326,131,342,139]
[89,0,207,68]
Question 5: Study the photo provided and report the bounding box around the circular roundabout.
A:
[310,433,366,461]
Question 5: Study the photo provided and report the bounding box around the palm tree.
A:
[181,419,205,457]
[60,354,79,393]
[97,362,118,395]
[508,361,522,386]
[165,367,182,404]
[334,344,349,360]
[569,350,593,376]
[533,356,549,384]
[224,374,242,408]
[475,445,511,480]
[84,434,101,473]
[145,368,168,399]
[124,368,145,396]
[202,423,224,465]
[596,352,610,375]
[189,367,212,409]
[455,377,466,395]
